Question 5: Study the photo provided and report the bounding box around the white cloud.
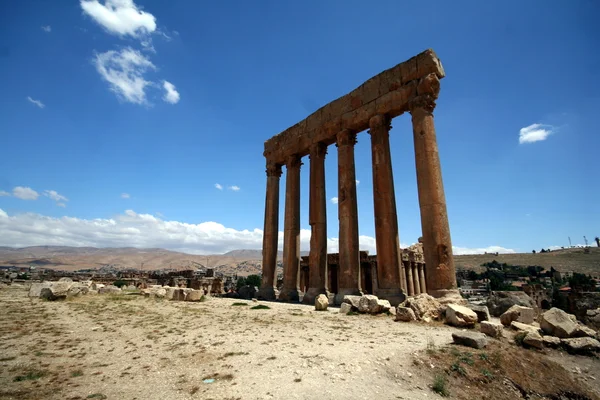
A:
[57,202,67,208]
[214,184,223,190]
[356,180,360,186]
[94,47,155,104]
[121,193,130,199]
[330,197,338,204]
[228,186,240,192]
[519,123,555,144]
[43,190,68,203]
[41,25,52,33]
[12,187,39,200]
[0,208,517,258]
[162,81,180,104]
[80,0,156,38]
[0,191,10,197]
[27,96,45,109]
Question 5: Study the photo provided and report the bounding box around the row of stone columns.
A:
[259,93,456,304]
[402,261,427,296]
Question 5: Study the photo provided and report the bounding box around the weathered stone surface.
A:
[452,331,488,349]
[339,303,352,315]
[403,294,443,321]
[510,321,542,335]
[40,281,74,300]
[263,49,444,165]
[28,282,52,297]
[585,308,600,330]
[185,290,203,301]
[468,304,491,322]
[238,285,258,300]
[445,304,478,327]
[98,285,122,295]
[540,308,578,338]
[500,305,535,326]
[395,306,417,322]
[523,331,544,349]
[343,295,361,310]
[358,295,384,314]
[388,307,396,317]
[315,294,328,311]
[145,286,166,298]
[561,337,600,354]
[573,324,597,338]
[58,277,73,283]
[67,283,89,297]
[542,336,561,348]
[480,321,503,338]
[487,291,536,317]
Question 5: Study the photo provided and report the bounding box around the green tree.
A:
[245,274,262,288]
[236,277,247,289]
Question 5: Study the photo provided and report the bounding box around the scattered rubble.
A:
[500,305,535,326]
[540,307,579,338]
[452,331,488,349]
[315,294,328,311]
[445,304,478,327]
[480,321,503,338]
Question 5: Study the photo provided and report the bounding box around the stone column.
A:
[405,260,414,296]
[418,263,427,294]
[303,142,329,305]
[258,161,282,300]
[409,73,457,298]
[368,114,405,305]
[279,154,302,302]
[412,262,421,295]
[335,129,362,304]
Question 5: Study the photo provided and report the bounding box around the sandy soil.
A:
[1,287,598,400]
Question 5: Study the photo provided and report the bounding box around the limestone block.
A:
[445,304,478,327]
[28,282,52,298]
[315,294,328,311]
[468,305,491,322]
[186,290,203,302]
[403,294,442,321]
[452,331,488,349]
[540,308,578,338]
[561,337,600,354]
[342,295,361,310]
[523,331,544,349]
[542,336,561,348]
[573,324,597,338]
[500,305,535,326]
[395,307,416,322]
[510,321,542,335]
[358,295,382,314]
[480,321,503,338]
[339,303,352,315]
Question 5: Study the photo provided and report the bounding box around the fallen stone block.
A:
[510,321,542,335]
[315,294,328,311]
[403,294,443,321]
[452,331,488,349]
[395,306,416,322]
[445,304,478,327]
[573,324,597,338]
[468,304,491,322]
[186,290,204,302]
[542,336,561,348]
[500,305,535,326]
[540,308,578,338]
[343,295,361,310]
[339,303,352,315]
[561,337,600,354]
[480,321,503,338]
[523,331,544,349]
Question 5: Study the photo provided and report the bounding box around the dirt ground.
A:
[1,287,599,400]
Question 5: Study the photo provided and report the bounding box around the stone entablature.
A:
[264,49,445,165]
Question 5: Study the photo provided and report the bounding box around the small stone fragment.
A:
[452,331,488,349]
[480,321,503,338]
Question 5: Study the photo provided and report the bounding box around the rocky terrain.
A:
[1,284,599,400]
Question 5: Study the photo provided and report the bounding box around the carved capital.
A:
[265,161,282,178]
[367,114,392,136]
[335,129,357,147]
[408,94,437,114]
[309,142,328,160]
[416,73,440,97]
[285,154,303,169]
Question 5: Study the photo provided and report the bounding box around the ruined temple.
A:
[259,49,457,305]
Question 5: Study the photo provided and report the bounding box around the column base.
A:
[375,288,406,306]
[278,288,302,303]
[301,287,329,305]
[257,286,279,301]
[428,289,465,305]
[334,288,363,306]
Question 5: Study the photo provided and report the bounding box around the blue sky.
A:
[0,0,598,254]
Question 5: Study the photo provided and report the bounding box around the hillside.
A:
[1,246,599,276]
[454,247,600,275]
